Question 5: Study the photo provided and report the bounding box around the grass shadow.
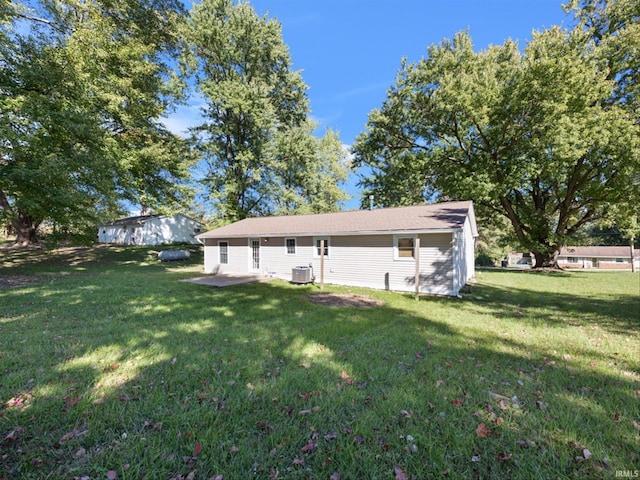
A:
[0,247,638,479]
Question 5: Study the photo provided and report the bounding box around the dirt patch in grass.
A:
[305,292,384,308]
[0,275,41,289]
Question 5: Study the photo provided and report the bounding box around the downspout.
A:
[453,230,462,298]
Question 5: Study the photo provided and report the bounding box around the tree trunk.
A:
[12,212,39,247]
[532,249,560,269]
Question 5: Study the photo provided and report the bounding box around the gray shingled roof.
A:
[559,246,640,258]
[197,201,475,239]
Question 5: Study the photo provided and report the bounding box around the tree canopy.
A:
[184,0,348,223]
[0,0,194,245]
[352,22,639,267]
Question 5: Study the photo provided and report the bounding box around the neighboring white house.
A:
[557,246,640,270]
[196,201,478,297]
[98,214,204,245]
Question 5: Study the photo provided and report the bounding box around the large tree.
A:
[185,0,348,222]
[566,0,640,260]
[352,28,639,267]
[0,0,193,245]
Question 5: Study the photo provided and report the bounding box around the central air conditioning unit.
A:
[291,265,313,284]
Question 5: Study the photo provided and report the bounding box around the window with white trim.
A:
[285,238,297,255]
[314,237,330,258]
[394,235,416,260]
[219,241,229,264]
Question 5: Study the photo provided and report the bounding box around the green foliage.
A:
[270,122,350,215]
[353,25,640,267]
[565,0,640,111]
[0,0,194,245]
[185,0,348,222]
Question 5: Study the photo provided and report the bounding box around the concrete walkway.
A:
[180,273,271,288]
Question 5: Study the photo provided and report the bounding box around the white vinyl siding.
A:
[98,214,202,245]
[305,233,454,295]
[202,232,464,295]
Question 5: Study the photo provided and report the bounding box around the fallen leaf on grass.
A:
[59,428,83,445]
[340,370,353,385]
[103,363,120,373]
[400,410,412,418]
[536,401,548,410]
[497,452,512,461]
[471,455,481,462]
[394,466,408,480]
[193,443,202,457]
[3,427,24,445]
[63,396,81,411]
[300,441,317,453]
[5,393,32,411]
[583,448,592,459]
[106,471,117,480]
[452,399,463,406]
[476,423,490,438]
[329,473,340,480]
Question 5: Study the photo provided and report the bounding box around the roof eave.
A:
[196,228,461,240]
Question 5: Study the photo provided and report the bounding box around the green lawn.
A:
[1,246,638,479]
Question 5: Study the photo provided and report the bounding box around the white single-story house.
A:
[196,201,478,297]
[557,246,640,270]
[98,214,204,246]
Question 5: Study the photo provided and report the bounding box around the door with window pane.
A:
[250,238,260,272]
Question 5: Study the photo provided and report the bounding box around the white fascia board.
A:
[197,228,461,239]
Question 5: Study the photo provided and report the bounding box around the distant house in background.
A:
[196,201,477,297]
[557,246,639,270]
[507,252,533,267]
[98,214,204,246]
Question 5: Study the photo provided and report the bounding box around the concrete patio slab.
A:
[180,273,271,288]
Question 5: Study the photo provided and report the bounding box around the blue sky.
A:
[167,0,574,209]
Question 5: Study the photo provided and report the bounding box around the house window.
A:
[394,235,417,260]
[219,241,229,264]
[314,237,330,258]
[567,257,578,263]
[285,238,296,255]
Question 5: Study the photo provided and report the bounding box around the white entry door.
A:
[249,238,260,272]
